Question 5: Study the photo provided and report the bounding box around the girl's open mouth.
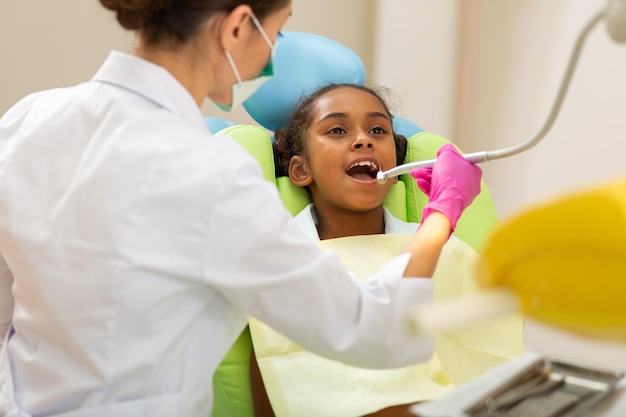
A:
[346,160,380,181]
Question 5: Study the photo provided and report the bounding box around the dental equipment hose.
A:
[377,9,605,184]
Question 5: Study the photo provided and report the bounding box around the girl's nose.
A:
[352,132,373,149]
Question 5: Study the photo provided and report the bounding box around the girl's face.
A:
[291,86,398,213]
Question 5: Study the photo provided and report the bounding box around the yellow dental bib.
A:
[249,234,524,417]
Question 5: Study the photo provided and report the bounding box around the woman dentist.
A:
[0,1,481,416]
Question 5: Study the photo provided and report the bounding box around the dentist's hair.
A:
[272,83,407,178]
[99,0,289,45]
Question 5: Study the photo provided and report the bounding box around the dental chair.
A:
[209,31,500,417]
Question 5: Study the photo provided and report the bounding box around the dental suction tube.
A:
[378,1,626,185]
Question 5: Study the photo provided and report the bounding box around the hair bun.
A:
[99,0,172,30]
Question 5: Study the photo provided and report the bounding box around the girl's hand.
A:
[411,144,482,232]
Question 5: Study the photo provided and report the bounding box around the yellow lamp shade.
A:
[476,178,626,341]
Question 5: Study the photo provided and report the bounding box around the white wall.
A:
[467,0,626,221]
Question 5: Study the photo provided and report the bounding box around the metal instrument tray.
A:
[464,356,624,417]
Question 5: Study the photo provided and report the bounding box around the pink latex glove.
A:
[410,144,483,232]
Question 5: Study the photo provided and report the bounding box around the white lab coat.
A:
[0,51,433,417]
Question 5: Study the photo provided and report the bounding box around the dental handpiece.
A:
[376,151,490,184]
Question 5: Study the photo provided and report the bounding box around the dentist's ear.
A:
[219,4,254,50]
[288,156,313,187]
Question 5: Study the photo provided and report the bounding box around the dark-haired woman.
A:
[0,1,481,416]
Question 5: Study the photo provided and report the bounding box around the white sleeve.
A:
[204,154,433,370]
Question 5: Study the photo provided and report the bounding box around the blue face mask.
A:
[213,12,278,112]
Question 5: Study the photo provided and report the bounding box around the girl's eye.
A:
[328,127,346,135]
[371,127,387,134]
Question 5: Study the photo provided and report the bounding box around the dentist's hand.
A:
[411,144,482,232]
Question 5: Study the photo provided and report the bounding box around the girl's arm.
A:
[250,345,276,417]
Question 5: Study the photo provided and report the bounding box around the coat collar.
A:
[92,51,208,132]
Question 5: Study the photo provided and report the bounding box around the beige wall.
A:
[371,0,461,139]
[0,0,374,124]
[1,2,133,114]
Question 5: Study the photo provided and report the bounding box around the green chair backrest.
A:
[210,125,499,417]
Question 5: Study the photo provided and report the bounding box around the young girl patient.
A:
[249,83,486,417]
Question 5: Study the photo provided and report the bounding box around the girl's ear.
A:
[288,155,313,187]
